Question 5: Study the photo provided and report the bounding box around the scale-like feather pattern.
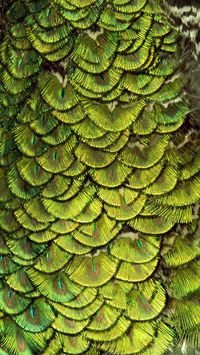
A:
[0,0,199,354]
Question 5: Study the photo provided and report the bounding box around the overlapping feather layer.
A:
[0,0,199,354]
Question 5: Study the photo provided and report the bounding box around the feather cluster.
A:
[0,0,199,354]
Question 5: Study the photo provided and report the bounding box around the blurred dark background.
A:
[0,0,13,39]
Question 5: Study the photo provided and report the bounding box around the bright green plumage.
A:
[0,0,199,354]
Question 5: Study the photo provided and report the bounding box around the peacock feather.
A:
[0,0,199,354]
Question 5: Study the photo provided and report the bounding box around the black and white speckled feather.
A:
[162,0,200,128]
[163,0,200,58]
